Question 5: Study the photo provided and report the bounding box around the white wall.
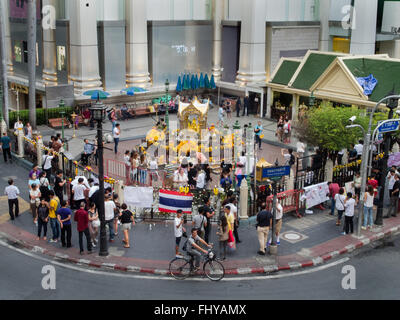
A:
[147,0,171,20]
[329,0,351,21]
[266,0,286,21]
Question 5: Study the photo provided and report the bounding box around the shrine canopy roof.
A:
[178,97,209,117]
[270,58,301,86]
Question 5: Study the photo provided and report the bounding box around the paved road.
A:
[1,235,399,300]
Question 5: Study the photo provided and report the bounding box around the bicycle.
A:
[169,248,225,281]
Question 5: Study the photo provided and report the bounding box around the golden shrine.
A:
[178,97,209,134]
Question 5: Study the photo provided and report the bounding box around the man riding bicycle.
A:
[187,228,212,271]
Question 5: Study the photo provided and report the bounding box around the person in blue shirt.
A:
[0,132,12,163]
[57,201,73,248]
[81,139,95,165]
[254,121,263,150]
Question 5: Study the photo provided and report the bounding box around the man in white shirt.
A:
[196,169,206,190]
[113,123,121,154]
[5,179,20,220]
[238,152,247,172]
[14,120,23,132]
[174,210,186,256]
[72,178,88,209]
[354,140,364,159]
[269,199,283,246]
[42,150,54,181]
[343,192,356,235]
[104,195,116,242]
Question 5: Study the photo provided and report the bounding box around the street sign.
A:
[378,120,400,133]
[262,166,290,178]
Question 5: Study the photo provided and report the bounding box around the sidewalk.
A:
[1,200,399,275]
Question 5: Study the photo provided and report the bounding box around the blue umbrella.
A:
[195,74,199,89]
[210,74,216,89]
[204,74,210,89]
[176,76,183,92]
[121,86,148,96]
[199,73,205,88]
[83,90,111,100]
[184,74,190,91]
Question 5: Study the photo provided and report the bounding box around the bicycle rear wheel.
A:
[203,260,225,281]
[169,258,191,280]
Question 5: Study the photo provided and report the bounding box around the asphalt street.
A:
[0,235,399,300]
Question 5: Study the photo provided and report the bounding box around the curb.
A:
[2,225,400,276]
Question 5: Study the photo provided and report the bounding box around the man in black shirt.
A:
[54,170,66,201]
[256,203,272,255]
[202,196,215,243]
[188,163,197,189]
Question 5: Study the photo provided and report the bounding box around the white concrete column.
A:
[325,159,334,182]
[42,0,57,85]
[125,0,151,87]
[288,168,295,190]
[36,136,44,167]
[17,130,24,158]
[266,88,273,119]
[236,0,267,85]
[350,0,378,55]
[292,94,299,121]
[318,0,330,52]
[212,0,224,82]
[1,0,13,74]
[392,40,400,59]
[239,178,249,220]
[68,0,103,94]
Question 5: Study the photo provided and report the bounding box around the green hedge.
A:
[9,106,74,128]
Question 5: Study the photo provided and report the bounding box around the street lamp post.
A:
[165,79,170,131]
[345,123,366,237]
[90,102,108,257]
[246,123,253,215]
[59,99,67,151]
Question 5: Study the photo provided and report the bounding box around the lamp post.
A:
[71,112,77,138]
[165,79,170,131]
[232,120,241,190]
[59,99,67,151]
[345,123,366,237]
[90,102,108,257]
[246,123,253,215]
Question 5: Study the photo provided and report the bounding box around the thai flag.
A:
[158,189,193,214]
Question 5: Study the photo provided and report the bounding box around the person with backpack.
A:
[119,203,135,248]
[48,191,61,243]
[334,188,346,226]
[282,148,295,167]
[192,207,207,239]
[36,198,49,241]
[39,171,51,202]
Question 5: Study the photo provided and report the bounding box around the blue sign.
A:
[378,120,400,133]
[262,166,291,178]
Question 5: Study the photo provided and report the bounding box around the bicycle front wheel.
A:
[169,258,191,280]
[203,260,225,281]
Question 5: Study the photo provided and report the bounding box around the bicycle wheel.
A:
[169,258,191,280]
[203,260,225,281]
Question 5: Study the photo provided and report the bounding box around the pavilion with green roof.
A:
[265,50,400,121]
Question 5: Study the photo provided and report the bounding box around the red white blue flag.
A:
[158,189,193,214]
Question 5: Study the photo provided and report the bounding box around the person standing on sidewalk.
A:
[0,132,12,163]
[243,94,249,117]
[5,179,20,220]
[387,173,400,218]
[254,121,263,151]
[72,178,88,209]
[88,202,100,247]
[216,215,229,260]
[343,192,355,235]
[113,123,121,155]
[328,181,340,216]
[202,196,215,244]
[268,198,283,246]
[104,194,116,243]
[54,170,66,201]
[335,188,346,226]
[29,184,41,225]
[362,186,375,230]
[42,150,54,183]
[124,150,131,185]
[256,203,273,255]
[119,203,135,248]
[174,210,186,256]
[74,202,93,255]
[192,207,207,240]
[36,198,49,241]
[227,197,241,243]
[48,191,61,243]
[57,201,72,248]
[236,97,242,117]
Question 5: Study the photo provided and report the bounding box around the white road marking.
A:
[0,239,349,282]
